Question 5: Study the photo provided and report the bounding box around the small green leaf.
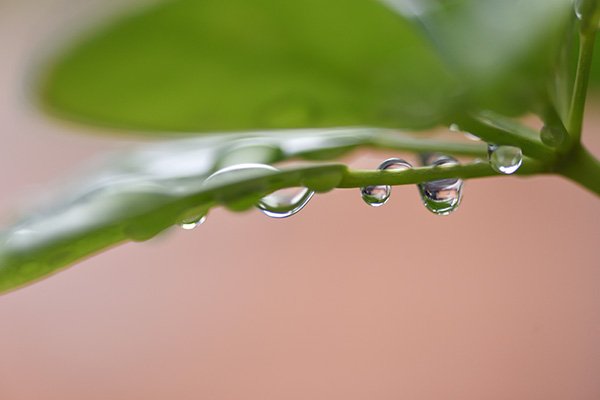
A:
[0,129,377,293]
[39,0,573,135]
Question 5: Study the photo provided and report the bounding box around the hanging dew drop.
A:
[361,185,390,207]
[257,187,314,218]
[488,144,523,175]
[179,214,207,230]
[360,158,412,207]
[418,155,463,216]
[540,125,566,148]
[204,163,314,219]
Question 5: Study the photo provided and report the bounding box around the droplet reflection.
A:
[257,187,314,218]
[418,155,463,216]
[488,144,523,175]
[179,214,207,230]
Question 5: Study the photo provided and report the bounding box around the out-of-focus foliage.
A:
[39,0,571,134]
[589,37,600,87]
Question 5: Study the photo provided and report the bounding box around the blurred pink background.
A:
[1,2,599,399]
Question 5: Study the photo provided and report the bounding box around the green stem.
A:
[568,6,600,143]
[457,113,556,162]
[338,159,549,188]
[558,144,600,196]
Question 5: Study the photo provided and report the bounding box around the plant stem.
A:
[558,144,600,195]
[337,159,549,188]
[457,113,556,162]
[568,7,600,143]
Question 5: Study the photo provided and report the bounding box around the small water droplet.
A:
[179,214,207,230]
[257,187,314,218]
[575,0,584,19]
[488,144,523,175]
[540,125,566,148]
[361,185,390,207]
[418,155,463,216]
[449,123,480,141]
[360,158,412,207]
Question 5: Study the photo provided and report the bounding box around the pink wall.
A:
[0,2,599,399]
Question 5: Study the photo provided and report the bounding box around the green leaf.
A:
[39,0,457,133]
[39,0,572,135]
[384,0,572,116]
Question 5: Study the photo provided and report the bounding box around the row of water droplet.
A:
[360,154,463,216]
[179,121,549,228]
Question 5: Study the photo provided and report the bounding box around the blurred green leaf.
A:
[589,35,600,87]
[39,0,571,135]
[39,0,457,133]
[2,127,477,293]
[385,0,572,115]
[0,126,490,293]
[0,129,369,293]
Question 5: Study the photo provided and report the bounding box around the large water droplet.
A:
[205,163,314,218]
[488,144,523,174]
[540,125,566,148]
[257,187,314,218]
[179,214,207,230]
[360,158,412,207]
[418,155,463,216]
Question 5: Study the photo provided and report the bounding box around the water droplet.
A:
[540,125,566,148]
[449,123,461,132]
[449,123,480,141]
[575,0,584,19]
[488,144,523,175]
[360,158,412,207]
[179,214,207,230]
[205,163,314,218]
[418,155,463,216]
[361,185,390,207]
[257,187,314,218]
